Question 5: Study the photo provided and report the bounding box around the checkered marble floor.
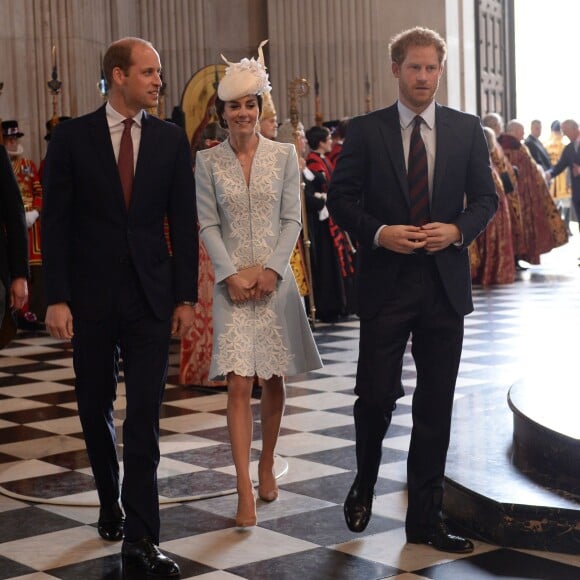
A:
[1,235,580,579]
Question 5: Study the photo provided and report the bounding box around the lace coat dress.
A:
[196,134,322,380]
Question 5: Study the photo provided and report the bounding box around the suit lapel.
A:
[133,111,156,206]
[572,142,580,164]
[88,105,127,213]
[433,103,450,204]
[88,106,118,174]
[376,105,408,200]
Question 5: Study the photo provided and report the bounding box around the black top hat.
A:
[44,116,72,141]
[1,120,24,138]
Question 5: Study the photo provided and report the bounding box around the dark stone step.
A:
[443,383,580,554]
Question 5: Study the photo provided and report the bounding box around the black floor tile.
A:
[191,424,233,443]
[165,442,243,469]
[42,448,92,470]
[157,470,237,498]
[0,555,35,580]
[325,404,356,416]
[158,551,215,579]
[315,345,353,355]
[229,546,400,580]
[2,470,96,500]
[280,470,406,504]
[49,551,212,580]
[159,404,199,418]
[48,554,124,580]
[29,389,77,404]
[0,375,41,387]
[163,384,218,402]
[298,445,358,471]
[311,423,356,440]
[23,350,74,362]
[0,424,64,443]
[260,504,401,545]
[160,504,236,540]
[0,451,20,464]
[285,385,329,397]
[0,506,82,543]
[0,404,78,423]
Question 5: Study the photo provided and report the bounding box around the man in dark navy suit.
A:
[42,37,198,577]
[328,27,497,554]
[548,119,580,238]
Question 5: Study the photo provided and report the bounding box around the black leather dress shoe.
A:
[407,522,474,553]
[344,478,374,533]
[98,502,125,542]
[122,538,180,577]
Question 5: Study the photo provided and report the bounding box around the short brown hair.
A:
[389,27,447,66]
[103,37,154,86]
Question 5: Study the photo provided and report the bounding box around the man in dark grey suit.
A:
[328,27,497,553]
[42,37,198,577]
[524,119,551,171]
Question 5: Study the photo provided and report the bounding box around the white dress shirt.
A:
[398,99,436,196]
[106,102,143,171]
[374,100,437,247]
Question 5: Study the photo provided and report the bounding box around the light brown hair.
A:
[389,27,447,66]
[103,37,154,86]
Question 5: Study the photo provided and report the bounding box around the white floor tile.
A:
[284,392,356,411]
[273,432,353,457]
[0,459,68,483]
[160,412,228,433]
[0,526,120,569]
[281,410,353,432]
[164,526,317,569]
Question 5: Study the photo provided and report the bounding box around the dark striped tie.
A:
[407,116,430,226]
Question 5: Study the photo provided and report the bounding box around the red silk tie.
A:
[118,118,134,208]
[407,116,430,226]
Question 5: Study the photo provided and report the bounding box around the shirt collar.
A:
[397,100,436,130]
[106,101,144,128]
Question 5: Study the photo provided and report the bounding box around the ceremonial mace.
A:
[97,52,108,100]
[365,74,372,114]
[288,77,316,327]
[47,46,62,127]
[157,72,167,119]
[313,56,323,127]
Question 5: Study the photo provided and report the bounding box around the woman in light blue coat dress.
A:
[195,42,322,527]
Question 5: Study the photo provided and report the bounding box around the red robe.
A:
[470,168,515,286]
[491,146,524,257]
[306,151,333,186]
[11,157,42,266]
[498,134,567,264]
[327,142,342,166]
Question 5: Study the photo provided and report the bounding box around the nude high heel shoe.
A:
[236,485,257,527]
[258,463,279,502]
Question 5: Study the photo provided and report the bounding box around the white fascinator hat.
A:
[217,40,272,101]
